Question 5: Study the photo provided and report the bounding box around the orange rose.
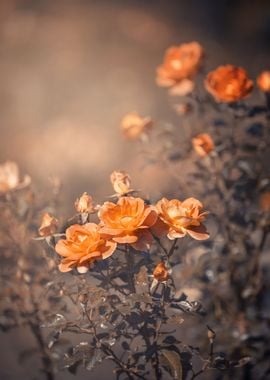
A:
[192,133,214,157]
[98,197,158,250]
[153,262,169,282]
[121,112,153,140]
[39,212,59,237]
[156,197,209,240]
[259,192,270,213]
[0,161,31,193]
[75,192,97,213]
[257,71,270,93]
[110,170,133,196]
[205,65,253,102]
[55,223,116,273]
[156,42,203,87]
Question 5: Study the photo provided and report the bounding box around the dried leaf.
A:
[161,349,183,380]
[168,315,184,325]
[135,265,148,286]
[41,313,66,328]
[150,278,159,294]
[85,349,103,371]
[232,356,252,368]
[129,293,152,304]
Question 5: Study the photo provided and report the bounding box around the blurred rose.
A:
[259,192,270,213]
[153,261,169,282]
[205,65,253,102]
[121,112,153,139]
[257,71,270,93]
[156,42,203,87]
[75,192,96,213]
[155,197,209,240]
[98,196,157,250]
[110,170,132,196]
[39,212,59,237]
[55,223,116,273]
[192,133,214,157]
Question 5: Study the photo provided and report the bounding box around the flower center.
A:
[120,215,133,227]
[171,59,182,70]
[167,206,194,228]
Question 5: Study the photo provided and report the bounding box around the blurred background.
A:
[0,0,270,208]
[0,1,270,378]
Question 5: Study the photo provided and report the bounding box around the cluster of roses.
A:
[120,41,270,158]
[156,41,269,101]
[39,171,209,275]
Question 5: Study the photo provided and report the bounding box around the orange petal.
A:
[168,79,194,96]
[101,241,117,259]
[113,234,138,244]
[99,226,126,236]
[167,229,186,240]
[181,197,203,209]
[58,261,74,272]
[55,240,73,257]
[186,225,209,240]
[140,207,158,227]
[131,230,153,251]
[150,217,169,237]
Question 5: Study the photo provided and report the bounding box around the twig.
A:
[125,245,136,293]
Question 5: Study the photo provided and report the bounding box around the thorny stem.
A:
[28,290,55,380]
[103,345,146,380]
[153,284,167,380]
[85,307,145,379]
[28,322,55,380]
[252,227,269,289]
[8,235,55,380]
[190,368,206,380]
[152,234,178,290]
[168,239,178,258]
[152,232,178,260]
[190,354,212,379]
[97,263,129,296]
[125,245,136,293]
[151,232,168,257]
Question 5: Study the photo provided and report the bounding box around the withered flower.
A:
[0,161,31,193]
[205,65,253,102]
[75,192,97,213]
[55,223,117,273]
[153,262,169,282]
[259,192,270,213]
[121,112,153,140]
[156,42,204,87]
[192,133,214,157]
[257,71,270,93]
[110,170,133,196]
[39,212,59,237]
[98,197,158,250]
[156,197,209,240]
